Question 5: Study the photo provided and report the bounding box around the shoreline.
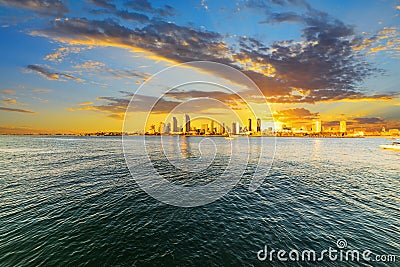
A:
[0,134,397,139]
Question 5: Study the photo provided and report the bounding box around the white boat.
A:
[379,142,400,150]
[225,135,238,140]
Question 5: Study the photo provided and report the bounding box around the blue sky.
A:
[0,0,399,133]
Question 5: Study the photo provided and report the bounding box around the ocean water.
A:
[0,136,399,266]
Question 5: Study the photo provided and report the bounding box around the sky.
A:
[0,0,399,134]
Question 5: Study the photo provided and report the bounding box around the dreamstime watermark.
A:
[257,238,397,263]
[122,61,276,207]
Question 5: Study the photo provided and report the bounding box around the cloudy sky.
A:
[0,0,399,133]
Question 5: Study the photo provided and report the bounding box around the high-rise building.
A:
[231,122,240,135]
[172,117,178,133]
[210,120,214,134]
[231,122,237,134]
[257,118,261,132]
[216,123,223,134]
[183,114,190,133]
[149,124,156,135]
[248,118,252,132]
[313,120,322,133]
[163,123,171,134]
[340,121,346,133]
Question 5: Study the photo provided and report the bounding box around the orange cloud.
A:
[78,101,94,106]
[2,98,17,105]
[44,47,85,62]
[32,89,52,93]
[354,26,400,56]
[27,64,85,82]
[1,89,16,94]
[0,106,36,114]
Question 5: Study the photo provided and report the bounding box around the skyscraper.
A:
[231,122,240,135]
[172,117,178,133]
[216,122,224,134]
[340,121,346,133]
[248,118,252,132]
[257,118,261,132]
[164,122,171,134]
[183,114,190,133]
[232,122,237,134]
[210,120,214,134]
[313,120,322,133]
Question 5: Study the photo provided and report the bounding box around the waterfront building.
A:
[257,118,261,132]
[183,114,190,133]
[172,117,178,133]
[340,121,346,133]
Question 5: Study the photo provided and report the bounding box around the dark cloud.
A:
[73,94,181,119]
[106,68,149,79]
[27,64,84,82]
[165,89,246,110]
[274,108,319,121]
[75,90,239,119]
[124,0,175,17]
[0,106,36,114]
[344,117,389,131]
[115,10,149,23]
[30,6,394,104]
[87,1,150,23]
[261,12,304,24]
[86,0,116,10]
[234,6,383,102]
[166,90,238,103]
[0,0,69,16]
[243,0,310,11]
[34,18,229,63]
[353,117,385,125]
[75,60,150,80]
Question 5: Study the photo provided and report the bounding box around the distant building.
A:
[257,118,261,132]
[210,120,214,134]
[164,123,171,134]
[172,117,178,133]
[313,120,322,133]
[353,128,365,137]
[232,122,240,135]
[216,122,224,134]
[183,114,190,133]
[389,129,399,135]
[340,121,347,133]
[149,124,156,135]
[248,118,252,132]
[201,123,208,134]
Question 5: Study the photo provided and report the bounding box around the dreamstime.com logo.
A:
[257,238,397,263]
[122,61,276,207]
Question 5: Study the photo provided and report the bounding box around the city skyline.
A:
[144,113,399,137]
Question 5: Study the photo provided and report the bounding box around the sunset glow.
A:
[0,0,399,134]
